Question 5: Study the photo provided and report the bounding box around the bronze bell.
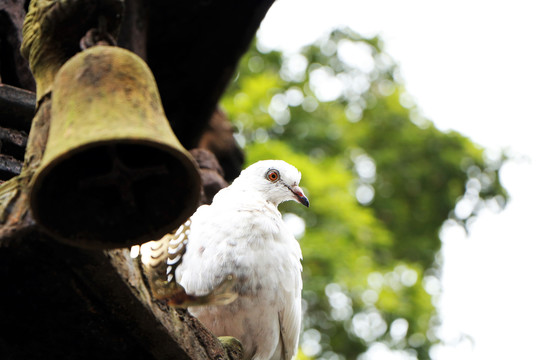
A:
[30,46,201,249]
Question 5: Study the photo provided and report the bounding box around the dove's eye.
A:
[266,169,280,182]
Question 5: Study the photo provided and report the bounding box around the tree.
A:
[221,28,507,359]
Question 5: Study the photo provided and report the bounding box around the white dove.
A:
[175,159,309,360]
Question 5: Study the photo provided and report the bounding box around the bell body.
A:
[30,46,200,248]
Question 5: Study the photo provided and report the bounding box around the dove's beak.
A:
[290,185,310,207]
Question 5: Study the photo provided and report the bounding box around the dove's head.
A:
[234,160,309,207]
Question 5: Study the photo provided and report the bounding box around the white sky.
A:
[258,1,540,358]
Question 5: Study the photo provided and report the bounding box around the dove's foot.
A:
[218,336,244,360]
[166,275,238,308]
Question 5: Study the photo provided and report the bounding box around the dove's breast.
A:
[178,199,302,360]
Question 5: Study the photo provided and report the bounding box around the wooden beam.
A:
[0,0,274,357]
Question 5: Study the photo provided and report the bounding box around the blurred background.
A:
[219,1,540,359]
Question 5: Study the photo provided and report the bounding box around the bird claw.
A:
[203,274,239,306]
[166,274,238,308]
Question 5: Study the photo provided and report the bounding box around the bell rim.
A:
[29,139,201,249]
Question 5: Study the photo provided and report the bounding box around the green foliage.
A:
[221,28,507,360]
